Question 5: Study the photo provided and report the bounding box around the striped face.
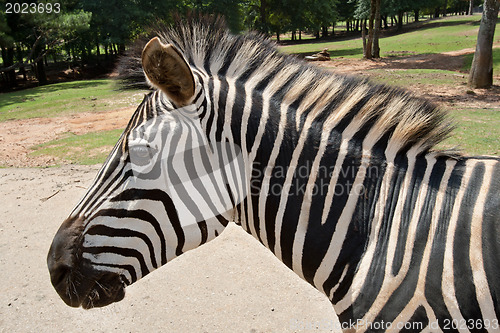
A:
[47,38,245,308]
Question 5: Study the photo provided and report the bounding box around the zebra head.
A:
[47,37,246,308]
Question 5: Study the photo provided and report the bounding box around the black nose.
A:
[47,217,84,307]
[48,259,71,288]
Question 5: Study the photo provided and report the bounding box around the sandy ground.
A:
[0,166,339,333]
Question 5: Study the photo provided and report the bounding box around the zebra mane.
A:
[117,15,456,156]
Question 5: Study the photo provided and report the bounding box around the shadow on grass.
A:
[0,80,109,110]
[401,17,478,33]
[377,52,471,72]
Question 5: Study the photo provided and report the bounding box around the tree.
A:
[354,0,371,56]
[371,0,382,57]
[306,0,339,38]
[183,0,245,32]
[0,0,91,87]
[0,6,16,87]
[337,0,357,32]
[243,0,271,34]
[468,0,499,88]
[362,0,381,59]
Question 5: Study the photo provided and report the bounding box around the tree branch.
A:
[0,34,62,73]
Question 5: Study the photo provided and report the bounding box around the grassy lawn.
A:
[364,68,466,87]
[363,69,499,156]
[0,79,146,122]
[280,15,500,73]
[30,129,123,165]
[463,47,500,72]
[439,108,500,156]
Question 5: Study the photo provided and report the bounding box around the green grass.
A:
[439,108,500,156]
[364,69,499,156]
[280,15,500,71]
[30,129,123,165]
[0,79,146,122]
[462,47,500,73]
[365,68,467,87]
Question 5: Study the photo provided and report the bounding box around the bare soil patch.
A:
[0,107,134,167]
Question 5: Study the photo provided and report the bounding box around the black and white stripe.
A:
[66,17,499,331]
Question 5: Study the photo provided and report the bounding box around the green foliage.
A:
[0,0,91,83]
[183,0,245,32]
[354,0,370,19]
[0,9,14,48]
[337,0,357,22]
[79,0,178,46]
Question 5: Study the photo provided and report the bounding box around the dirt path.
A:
[0,166,339,332]
[0,107,134,167]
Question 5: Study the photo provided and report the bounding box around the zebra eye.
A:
[129,144,158,166]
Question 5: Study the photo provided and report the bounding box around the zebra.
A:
[47,16,500,332]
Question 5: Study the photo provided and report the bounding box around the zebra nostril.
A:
[49,263,71,288]
[47,216,84,284]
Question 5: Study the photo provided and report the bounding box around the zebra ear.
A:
[141,37,195,106]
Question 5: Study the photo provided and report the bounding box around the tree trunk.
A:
[104,44,109,61]
[365,0,376,59]
[468,0,474,14]
[372,0,382,58]
[260,0,268,34]
[397,11,404,30]
[18,47,27,81]
[468,0,500,88]
[365,0,382,59]
[34,42,48,85]
[322,26,328,38]
[435,7,441,18]
[36,57,47,85]
[362,19,367,58]
[2,47,17,88]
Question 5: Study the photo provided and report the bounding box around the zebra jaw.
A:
[47,216,128,308]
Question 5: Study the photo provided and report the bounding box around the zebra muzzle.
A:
[47,216,127,308]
